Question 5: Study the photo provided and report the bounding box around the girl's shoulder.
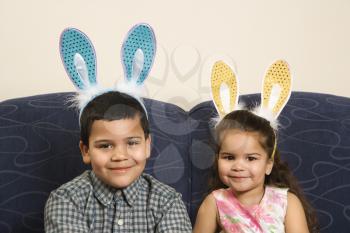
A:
[193,193,219,233]
[265,185,289,200]
[285,192,310,232]
[202,192,217,206]
[212,187,231,200]
[286,192,303,208]
[266,185,289,193]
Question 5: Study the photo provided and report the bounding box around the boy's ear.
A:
[79,140,91,164]
[145,135,152,159]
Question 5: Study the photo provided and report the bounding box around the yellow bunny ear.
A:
[211,61,239,118]
[261,60,292,118]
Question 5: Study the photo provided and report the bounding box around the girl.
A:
[193,61,318,233]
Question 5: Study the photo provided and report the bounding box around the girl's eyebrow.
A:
[246,152,262,157]
[219,151,235,156]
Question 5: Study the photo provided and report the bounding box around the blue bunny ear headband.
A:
[59,23,156,118]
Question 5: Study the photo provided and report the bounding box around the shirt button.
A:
[117,219,124,226]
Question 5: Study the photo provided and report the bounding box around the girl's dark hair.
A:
[210,110,319,232]
[79,91,149,146]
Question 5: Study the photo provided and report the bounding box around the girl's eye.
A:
[223,155,234,160]
[247,156,257,161]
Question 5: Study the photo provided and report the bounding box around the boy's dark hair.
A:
[210,110,319,232]
[79,91,150,146]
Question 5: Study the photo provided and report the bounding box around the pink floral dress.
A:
[213,186,288,233]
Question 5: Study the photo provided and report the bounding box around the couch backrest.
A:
[1,92,349,233]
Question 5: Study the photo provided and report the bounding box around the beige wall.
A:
[1,0,349,110]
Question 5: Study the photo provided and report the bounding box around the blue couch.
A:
[0,91,349,233]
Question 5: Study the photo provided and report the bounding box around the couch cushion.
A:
[189,92,350,233]
[0,92,192,233]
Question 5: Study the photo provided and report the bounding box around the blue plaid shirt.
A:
[44,170,192,232]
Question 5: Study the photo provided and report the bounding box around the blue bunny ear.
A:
[121,23,156,84]
[60,28,97,90]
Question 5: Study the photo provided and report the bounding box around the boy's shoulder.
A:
[49,170,93,205]
[139,173,182,202]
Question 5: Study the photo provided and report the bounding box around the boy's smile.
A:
[80,117,151,189]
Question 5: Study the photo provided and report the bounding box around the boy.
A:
[44,91,192,232]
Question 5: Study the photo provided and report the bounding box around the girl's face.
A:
[218,129,273,195]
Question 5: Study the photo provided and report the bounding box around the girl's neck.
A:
[231,185,266,207]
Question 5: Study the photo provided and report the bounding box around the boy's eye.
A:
[98,143,113,149]
[128,140,140,146]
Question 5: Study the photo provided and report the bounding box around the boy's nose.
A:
[111,146,128,161]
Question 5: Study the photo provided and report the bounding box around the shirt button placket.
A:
[114,191,126,232]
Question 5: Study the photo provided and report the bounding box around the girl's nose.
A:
[231,159,244,171]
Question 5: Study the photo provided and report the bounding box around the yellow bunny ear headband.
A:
[211,60,292,159]
[211,60,292,129]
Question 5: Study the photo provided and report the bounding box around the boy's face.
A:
[80,117,151,189]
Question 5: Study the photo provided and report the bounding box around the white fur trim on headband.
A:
[67,84,110,110]
[67,82,148,119]
[114,79,148,117]
[253,106,279,130]
[211,102,246,127]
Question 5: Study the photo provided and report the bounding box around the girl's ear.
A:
[121,23,156,85]
[79,140,91,164]
[265,159,274,175]
[60,28,97,90]
[210,61,239,118]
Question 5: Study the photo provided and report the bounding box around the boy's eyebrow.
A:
[93,136,142,143]
[125,136,142,140]
[93,139,112,144]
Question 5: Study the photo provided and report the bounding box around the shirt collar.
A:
[90,171,141,207]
